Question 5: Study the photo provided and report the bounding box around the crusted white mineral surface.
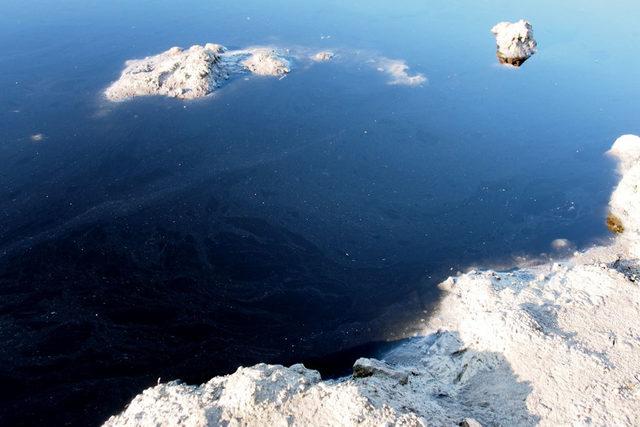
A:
[376,57,427,86]
[491,20,537,66]
[608,135,640,257]
[104,136,640,426]
[105,44,428,101]
[104,44,291,101]
[312,51,334,62]
[240,48,290,76]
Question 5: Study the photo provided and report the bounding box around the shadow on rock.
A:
[353,330,540,426]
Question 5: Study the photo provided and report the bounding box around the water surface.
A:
[1,0,639,424]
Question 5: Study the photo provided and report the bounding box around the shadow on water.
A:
[0,212,441,426]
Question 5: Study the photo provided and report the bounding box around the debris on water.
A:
[312,51,334,62]
[375,57,426,86]
[30,133,46,142]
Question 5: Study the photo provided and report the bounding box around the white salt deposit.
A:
[550,238,573,251]
[312,51,334,62]
[104,44,290,101]
[104,44,226,101]
[376,58,427,86]
[241,48,290,76]
[608,135,640,257]
[105,44,427,101]
[105,135,640,426]
[491,20,537,66]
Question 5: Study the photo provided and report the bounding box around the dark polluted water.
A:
[1,0,639,425]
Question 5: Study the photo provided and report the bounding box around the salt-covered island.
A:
[104,44,291,101]
[104,44,426,102]
[105,135,640,425]
[491,20,537,66]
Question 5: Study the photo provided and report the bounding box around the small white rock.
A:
[312,51,334,62]
[491,20,537,66]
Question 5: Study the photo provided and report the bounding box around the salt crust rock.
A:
[608,135,640,257]
[352,358,408,385]
[241,48,290,76]
[104,44,290,101]
[105,44,427,101]
[491,20,537,66]
[312,51,334,62]
[550,238,572,252]
[105,137,640,426]
[460,419,483,427]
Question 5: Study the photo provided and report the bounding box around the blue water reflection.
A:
[0,0,638,424]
